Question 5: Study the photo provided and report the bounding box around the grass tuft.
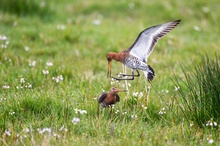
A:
[172,54,220,127]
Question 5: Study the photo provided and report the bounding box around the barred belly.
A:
[124,55,148,70]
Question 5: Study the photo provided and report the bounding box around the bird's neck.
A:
[111,52,124,62]
[109,52,119,61]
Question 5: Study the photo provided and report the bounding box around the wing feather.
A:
[115,94,120,102]
[97,92,107,103]
[128,20,181,62]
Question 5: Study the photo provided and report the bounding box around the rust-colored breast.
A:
[103,94,117,105]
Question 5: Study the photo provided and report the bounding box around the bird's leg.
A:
[110,105,112,115]
[111,71,135,80]
[111,70,140,80]
[117,70,140,77]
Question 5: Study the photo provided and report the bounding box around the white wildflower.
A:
[206,118,217,127]
[122,111,127,115]
[72,117,80,124]
[42,69,49,75]
[9,111,15,115]
[79,110,87,114]
[38,127,51,134]
[142,104,147,110]
[133,92,138,97]
[208,139,214,144]
[20,78,25,83]
[46,62,53,67]
[115,110,120,114]
[24,46,30,51]
[52,75,64,83]
[92,19,101,25]
[158,108,166,115]
[139,92,143,98]
[131,114,137,119]
[0,98,6,102]
[4,130,11,136]
[175,86,180,91]
[24,128,30,133]
[2,85,10,89]
[194,26,200,31]
[29,60,36,67]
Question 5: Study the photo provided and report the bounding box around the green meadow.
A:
[0,0,220,145]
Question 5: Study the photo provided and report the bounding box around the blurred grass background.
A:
[0,0,220,145]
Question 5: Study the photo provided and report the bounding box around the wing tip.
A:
[173,19,181,24]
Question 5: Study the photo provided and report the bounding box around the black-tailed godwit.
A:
[107,20,181,81]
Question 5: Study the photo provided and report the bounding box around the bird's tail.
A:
[143,65,155,82]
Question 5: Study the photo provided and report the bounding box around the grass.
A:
[0,0,220,145]
[172,55,220,127]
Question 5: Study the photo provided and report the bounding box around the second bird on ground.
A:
[106,20,181,81]
[98,87,127,112]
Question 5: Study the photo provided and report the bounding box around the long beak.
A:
[117,89,128,92]
[107,61,112,78]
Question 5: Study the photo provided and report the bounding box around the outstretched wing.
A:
[128,20,181,62]
[97,92,107,103]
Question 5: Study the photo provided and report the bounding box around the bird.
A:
[97,87,127,112]
[106,20,181,81]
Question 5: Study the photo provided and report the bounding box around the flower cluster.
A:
[206,118,217,127]
[52,75,64,83]
[161,89,169,94]
[141,104,147,110]
[16,77,32,89]
[131,114,138,119]
[115,109,120,114]
[17,126,68,141]
[158,107,166,115]
[37,127,51,134]
[74,108,87,114]
[2,85,10,89]
[174,86,180,91]
[0,98,6,102]
[4,130,11,136]
[9,111,15,115]
[72,117,80,124]
[194,26,200,31]
[206,137,214,144]
[24,46,30,51]
[46,62,53,67]
[110,78,120,85]
[112,109,128,115]
[42,69,49,75]
[29,60,36,67]
[42,62,53,75]
[133,92,143,98]
[0,35,9,49]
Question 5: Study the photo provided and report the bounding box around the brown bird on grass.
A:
[98,87,127,111]
[106,20,181,81]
